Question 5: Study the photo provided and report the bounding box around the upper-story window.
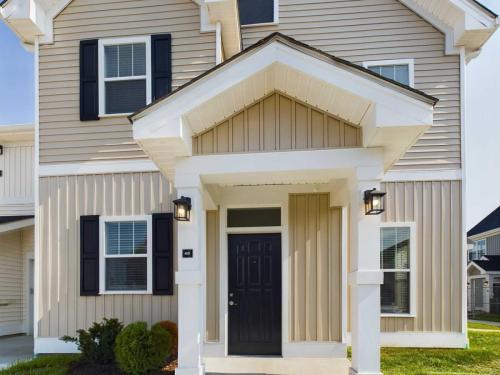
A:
[98,37,152,116]
[238,0,278,26]
[363,59,415,87]
[469,239,487,261]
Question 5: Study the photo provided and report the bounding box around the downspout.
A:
[33,35,40,348]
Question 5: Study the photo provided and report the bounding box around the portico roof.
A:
[131,33,436,178]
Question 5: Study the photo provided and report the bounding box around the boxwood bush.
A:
[115,322,172,375]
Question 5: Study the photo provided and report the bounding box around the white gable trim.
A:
[467,261,486,274]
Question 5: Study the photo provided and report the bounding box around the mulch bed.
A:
[68,355,177,375]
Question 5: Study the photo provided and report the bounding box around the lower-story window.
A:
[100,216,152,294]
[380,223,416,316]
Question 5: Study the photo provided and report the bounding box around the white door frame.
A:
[23,251,34,335]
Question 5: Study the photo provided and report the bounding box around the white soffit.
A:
[400,0,498,55]
[0,124,34,142]
[132,35,434,172]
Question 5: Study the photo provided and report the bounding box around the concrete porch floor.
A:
[0,335,34,369]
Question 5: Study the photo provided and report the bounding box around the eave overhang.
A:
[131,33,436,176]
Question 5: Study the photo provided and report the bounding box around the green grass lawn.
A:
[1,328,499,375]
[468,321,500,331]
[469,313,500,323]
[0,354,79,375]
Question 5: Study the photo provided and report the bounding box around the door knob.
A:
[229,300,237,306]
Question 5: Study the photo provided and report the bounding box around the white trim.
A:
[39,159,159,177]
[33,36,40,340]
[362,59,415,87]
[225,226,282,234]
[98,36,152,117]
[0,218,34,234]
[341,206,348,343]
[469,227,500,241]
[379,222,417,317]
[23,251,34,335]
[345,332,468,348]
[383,169,462,182]
[240,0,279,28]
[467,261,486,274]
[98,215,153,295]
[34,337,79,354]
[459,46,467,335]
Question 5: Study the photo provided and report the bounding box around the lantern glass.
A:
[173,196,192,221]
[364,189,386,215]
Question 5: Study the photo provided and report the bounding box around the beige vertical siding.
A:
[205,210,220,342]
[0,231,23,333]
[381,181,462,332]
[241,0,461,170]
[39,0,215,164]
[38,172,177,337]
[193,92,361,155]
[21,226,34,331]
[289,193,341,342]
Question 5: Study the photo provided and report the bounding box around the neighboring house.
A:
[0,124,35,337]
[467,206,500,313]
[0,1,498,375]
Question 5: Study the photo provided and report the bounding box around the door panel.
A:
[228,233,281,355]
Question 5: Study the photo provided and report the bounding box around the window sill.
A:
[381,313,415,318]
[241,21,278,28]
[99,291,151,295]
[99,113,133,118]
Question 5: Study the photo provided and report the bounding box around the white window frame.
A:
[240,0,279,28]
[380,222,417,317]
[98,36,152,117]
[470,239,487,260]
[99,215,153,294]
[363,59,415,88]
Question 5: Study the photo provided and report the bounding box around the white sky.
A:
[466,0,500,229]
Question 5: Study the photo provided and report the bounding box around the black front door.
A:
[228,233,282,356]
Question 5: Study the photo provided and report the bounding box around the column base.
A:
[175,365,205,375]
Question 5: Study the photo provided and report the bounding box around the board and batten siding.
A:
[205,210,220,342]
[38,172,176,337]
[38,0,215,164]
[241,0,461,170]
[0,144,34,214]
[288,194,342,342]
[380,181,462,332]
[0,228,33,335]
[486,234,500,256]
[193,92,362,155]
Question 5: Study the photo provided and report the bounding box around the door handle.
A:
[229,300,237,306]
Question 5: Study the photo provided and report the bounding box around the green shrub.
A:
[61,318,123,364]
[114,321,172,375]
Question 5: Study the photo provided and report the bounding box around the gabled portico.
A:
[130,33,435,375]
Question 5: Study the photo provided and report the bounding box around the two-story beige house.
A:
[1,1,498,374]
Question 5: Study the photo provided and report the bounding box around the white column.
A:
[349,168,383,375]
[175,176,205,375]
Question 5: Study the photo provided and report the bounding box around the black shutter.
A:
[151,34,172,101]
[80,39,99,121]
[80,215,100,296]
[152,213,174,295]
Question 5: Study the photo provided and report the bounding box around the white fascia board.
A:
[468,227,500,241]
[0,218,34,234]
[467,262,486,274]
[175,148,384,186]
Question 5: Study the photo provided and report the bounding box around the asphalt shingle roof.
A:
[468,206,500,237]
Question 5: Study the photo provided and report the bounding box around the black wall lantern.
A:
[363,189,386,215]
[173,196,192,221]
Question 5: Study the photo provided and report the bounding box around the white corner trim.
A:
[362,59,415,87]
[383,169,462,182]
[345,332,468,348]
[35,337,80,354]
[39,159,159,177]
[0,218,34,234]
